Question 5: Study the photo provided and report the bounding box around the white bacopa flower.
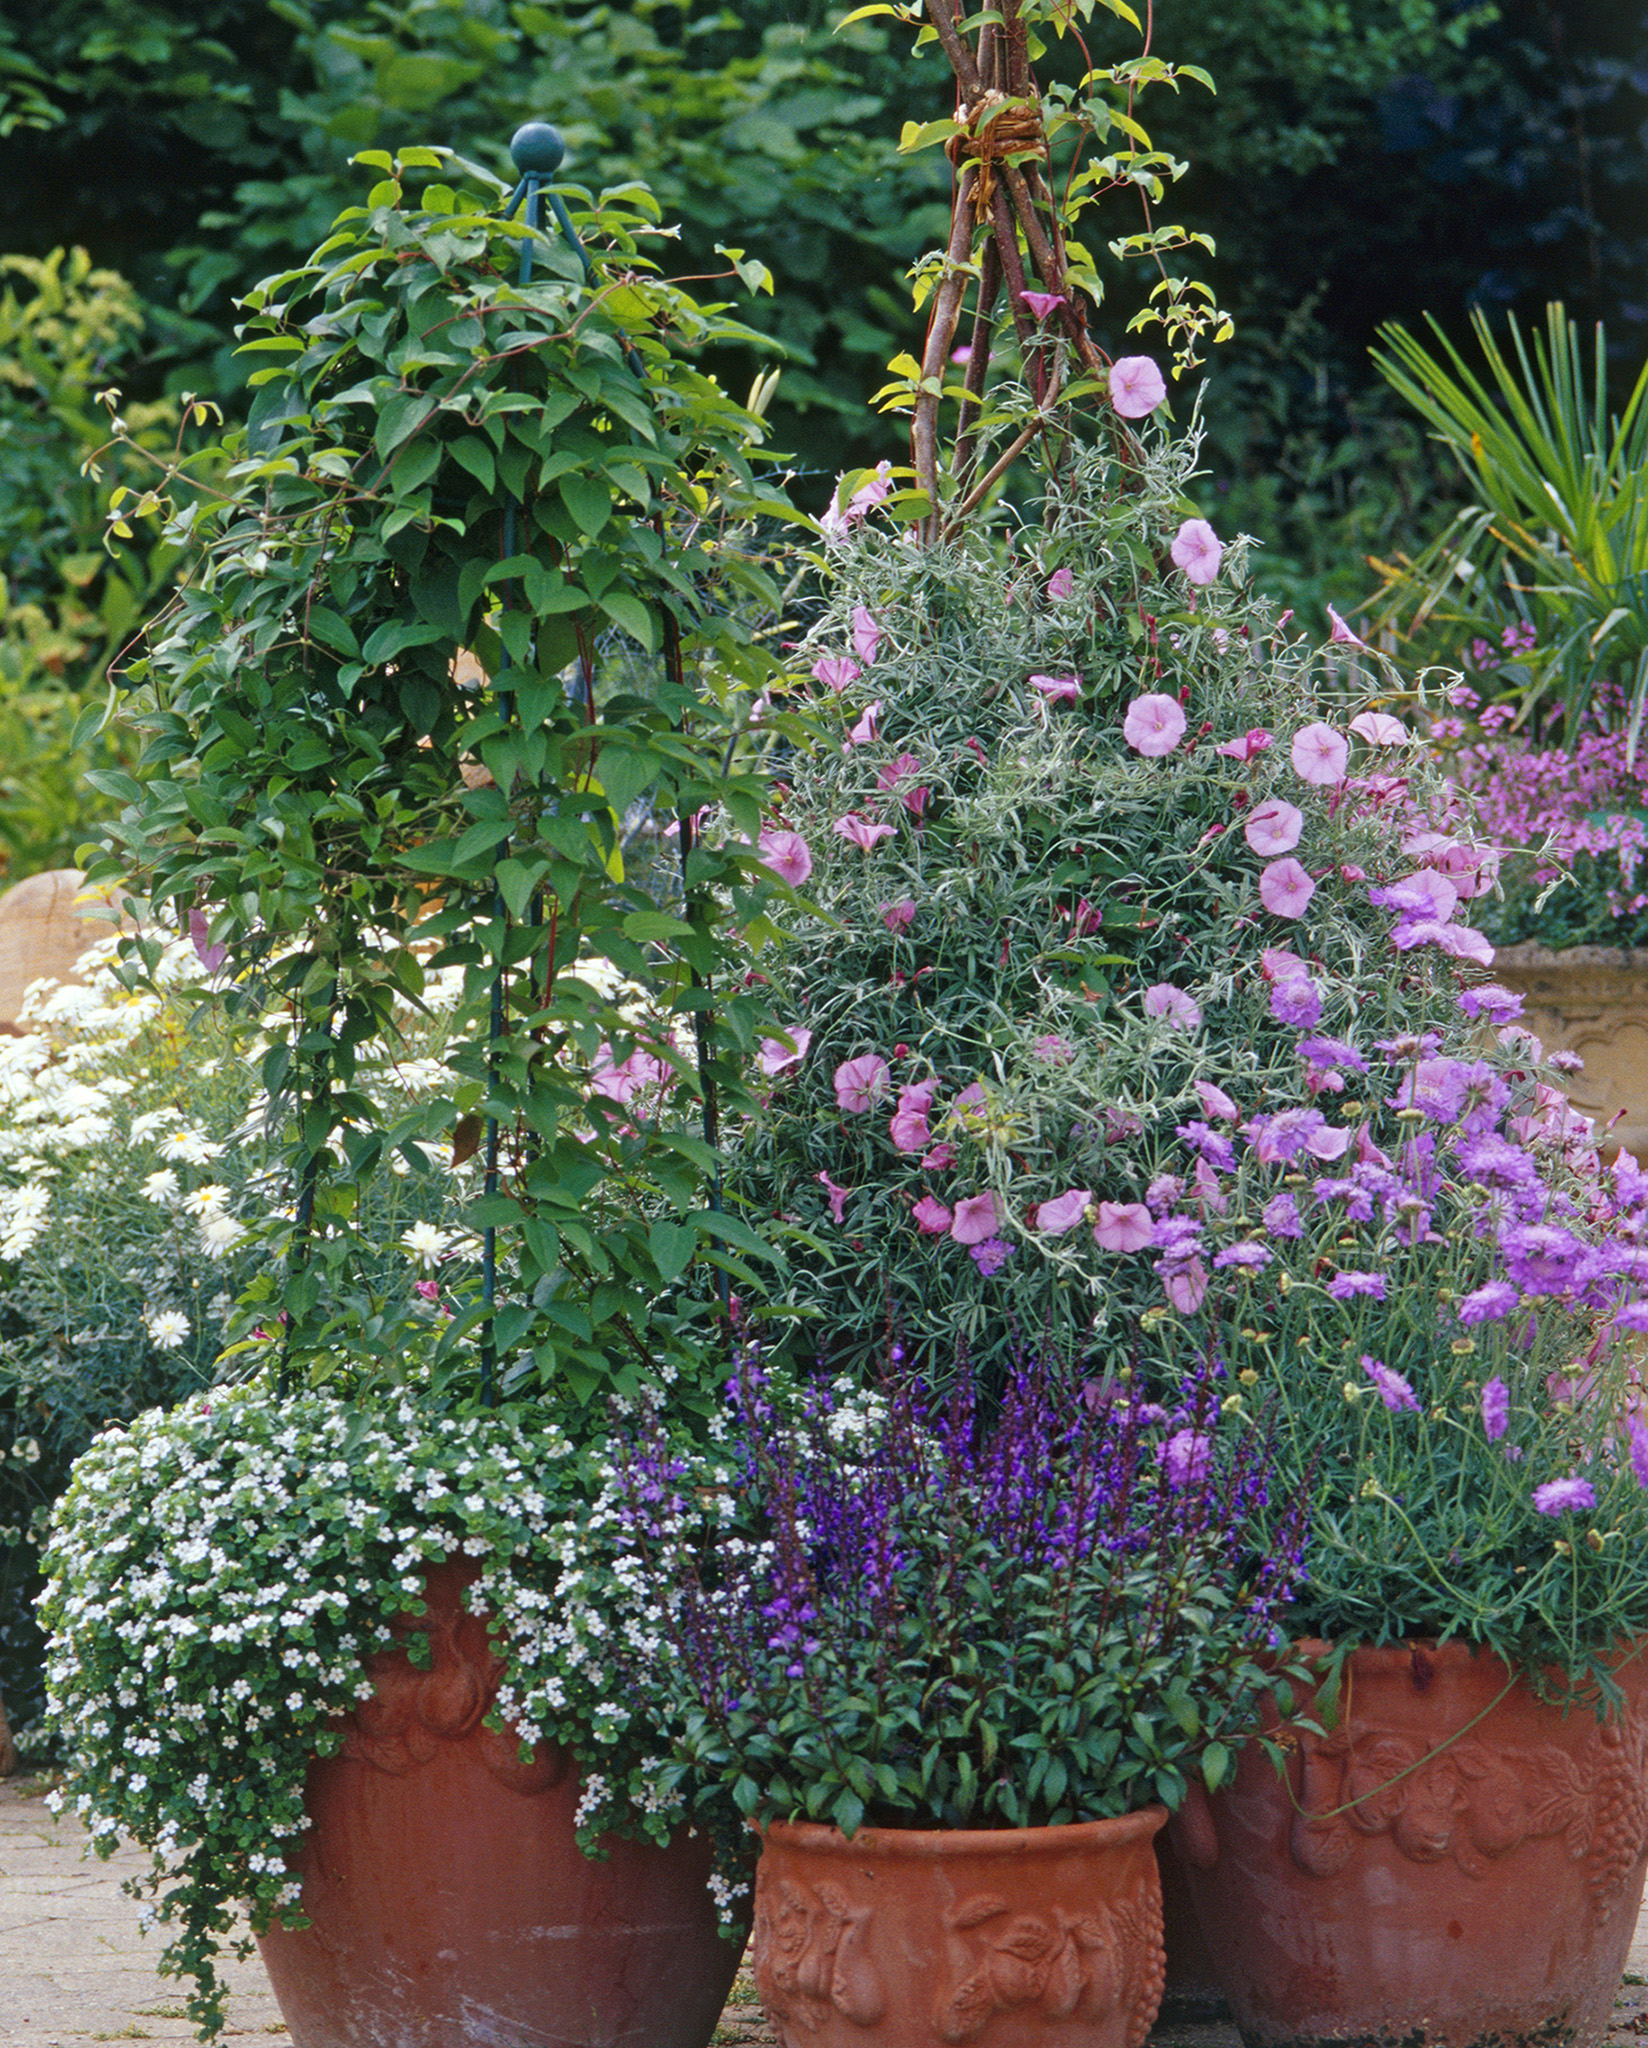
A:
[399,1222,453,1269]
[140,1168,181,1206]
[145,1310,191,1351]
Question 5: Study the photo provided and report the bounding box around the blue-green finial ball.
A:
[510,121,565,176]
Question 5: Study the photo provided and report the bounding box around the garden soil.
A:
[5,1770,1648,2047]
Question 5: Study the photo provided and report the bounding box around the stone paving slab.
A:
[7,1770,1648,2048]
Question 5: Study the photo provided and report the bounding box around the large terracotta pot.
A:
[0,869,129,1031]
[1168,1639,1648,2048]
[1494,942,1648,1162]
[750,1806,1167,2048]
[256,1560,743,2048]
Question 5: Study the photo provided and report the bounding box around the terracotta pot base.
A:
[1169,1641,1648,2048]
[256,1562,742,2048]
[751,1807,1167,2048]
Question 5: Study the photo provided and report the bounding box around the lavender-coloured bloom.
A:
[1296,1037,1368,1074]
[1146,1173,1185,1215]
[1458,984,1525,1024]
[1362,1356,1418,1411]
[1213,1242,1272,1270]
[1157,1428,1213,1488]
[1455,1134,1538,1191]
[1532,1476,1596,1516]
[1631,1421,1648,1490]
[1500,1223,1583,1296]
[1313,1176,1375,1223]
[969,1237,1014,1277]
[1262,1192,1304,1239]
[1244,1108,1327,1164]
[1330,1271,1387,1302]
[1480,1377,1510,1441]
[1270,977,1324,1029]
[1176,1121,1237,1172]
[1457,1280,1520,1325]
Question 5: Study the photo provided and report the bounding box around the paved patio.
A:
[4,1768,1648,2047]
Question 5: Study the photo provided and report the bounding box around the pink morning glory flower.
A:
[852,606,881,664]
[1195,1080,1238,1121]
[812,654,860,693]
[757,1027,812,1076]
[1143,984,1201,1031]
[1093,1201,1153,1252]
[833,813,897,852]
[921,1142,957,1169]
[1029,672,1082,704]
[1170,518,1223,587]
[912,1195,952,1235]
[1350,710,1409,746]
[1123,693,1187,757]
[816,1171,851,1223]
[1046,566,1075,600]
[950,1191,1004,1244]
[951,343,973,364]
[1034,1187,1093,1235]
[880,898,916,933]
[1108,355,1167,419]
[1021,289,1065,321]
[1259,858,1316,919]
[1165,1260,1208,1313]
[1215,727,1274,762]
[758,827,813,888]
[833,1054,891,1114]
[1243,798,1304,857]
[845,701,881,748]
[1261,946,1310,983]
[889,1080,938,1154]
[189,908,228,975]
[1291,723,1349,785]
[1327,605,1367,649]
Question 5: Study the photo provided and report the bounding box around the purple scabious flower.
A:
[1455,1134,1538,1191]
[1480,1377,1510,1441]
[1213,1242,1272,1270]
[1362,1356,1419,1412]
[1631,1421,1648,1490]
[1270,977,1324,1029]
[1145,1173,1184,1214]
[969,1237,1013,1277]
[1500,1223,1584,1295]
[1330,1271,1387,1302]
[1457,984,1525,1024]
[1157,1428,1212,1489]
[1532,1476,1596,1516]
[1261,1191,1304,1238]
[1314,1176,1376,1222]
[1176,1121,1238,1172]
[1457,1280,1520,1325]
[1296,1036,1368,1074]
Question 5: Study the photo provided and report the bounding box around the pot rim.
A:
[1286,1635,1648,1681]
[758,1804,1167,1860]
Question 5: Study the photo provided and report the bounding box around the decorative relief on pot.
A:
[1287,1701,1648,1920]
[934,1877,1163,2047]
[751,1871,887,2033]
[339,1574,564,1793]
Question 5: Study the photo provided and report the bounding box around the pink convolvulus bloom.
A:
[833,812,897,852]
[1215,727,1274,762]
[845,701,881,748]
[889,1080,938,1154]
[1196,1079,1239,1121]
[1165,1260,1209,1313]
[1480,1377,1510,1442]
[1259,858,1316,918]
[950,1191,1004,1244]
[1029,672,1082,704]
[1305,1124,1352,1161]
[1094,1201,1153,1252]
[1108,354,1167,418]
[758,827,813,888]
[1327,605,1368,649]
[1143,983,1201,1030]
[1532,1476,1596,1516]
[912,1194,951,1235]
[811,654,860,693]
[757,1027,812,1076]
[1046,565,1075,600]
[1244,798,1304,857]
[881,898,916,933]
[1350,710,1410,746]
[1171,518,1224,586]
[1123,693,1187,757]
[852,605,881,665]
[1291,722,1350,785]
[950,344,973,364]
[1261,945,1310,983]
[1021,289,1065,321]
[832,1054,891,1113]
[1035,1187,1093,1235]
[877,751,924,793]
[189,908,227,975]
[921,1142,957,1170]
[817,1172,851,1224]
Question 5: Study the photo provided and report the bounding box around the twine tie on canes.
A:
[946,94,1049,223]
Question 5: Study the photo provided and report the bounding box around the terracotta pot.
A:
[1168,1638,1648,2048]
[0,869,129,1031]
[750,1806,1167,2048]
[1494,942,1648,1162]
[256,1560,742,2048]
